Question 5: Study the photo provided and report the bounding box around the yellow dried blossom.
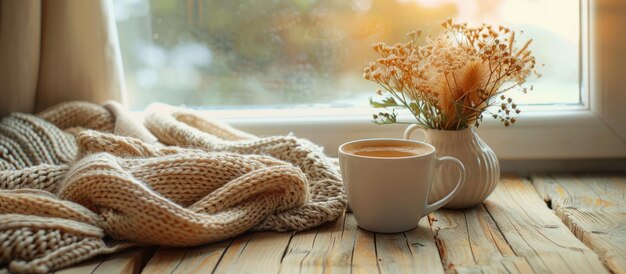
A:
[364,19,540,130]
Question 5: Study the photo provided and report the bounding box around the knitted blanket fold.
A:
[0,101,347,273]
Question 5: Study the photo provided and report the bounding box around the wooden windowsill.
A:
[46,174,625,274]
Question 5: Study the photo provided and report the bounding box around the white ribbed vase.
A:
[405,126,499,208]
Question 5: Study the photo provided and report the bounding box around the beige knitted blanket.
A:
[0,101,347,273]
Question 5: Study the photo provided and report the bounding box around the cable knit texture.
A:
[0,101,347,273]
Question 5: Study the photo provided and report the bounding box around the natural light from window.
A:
[113,0,580,110]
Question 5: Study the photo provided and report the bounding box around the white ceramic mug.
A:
[338,138,466,233]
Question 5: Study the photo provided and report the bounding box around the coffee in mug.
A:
[338,138,465,233]
[344,142,432,158]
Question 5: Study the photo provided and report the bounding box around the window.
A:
[114,0,579,109]
[113,0,626,160]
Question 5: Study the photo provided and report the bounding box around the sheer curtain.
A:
[0,0,126,117]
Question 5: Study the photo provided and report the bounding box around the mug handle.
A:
[403,124,424,140]
[424,156,466,214]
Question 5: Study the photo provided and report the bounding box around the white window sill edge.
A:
[138,104,626,160]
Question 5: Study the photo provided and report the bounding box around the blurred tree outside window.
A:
[113,0,580,110]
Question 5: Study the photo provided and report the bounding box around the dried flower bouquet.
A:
[364,19,541,130]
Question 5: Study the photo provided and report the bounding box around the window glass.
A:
[113,0,580,109]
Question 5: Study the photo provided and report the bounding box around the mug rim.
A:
[338,138,435,160]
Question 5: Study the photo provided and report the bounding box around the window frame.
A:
[179,0,626,159]
[123,0,626,160]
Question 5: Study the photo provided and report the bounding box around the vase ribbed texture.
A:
[424,127,499,209]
